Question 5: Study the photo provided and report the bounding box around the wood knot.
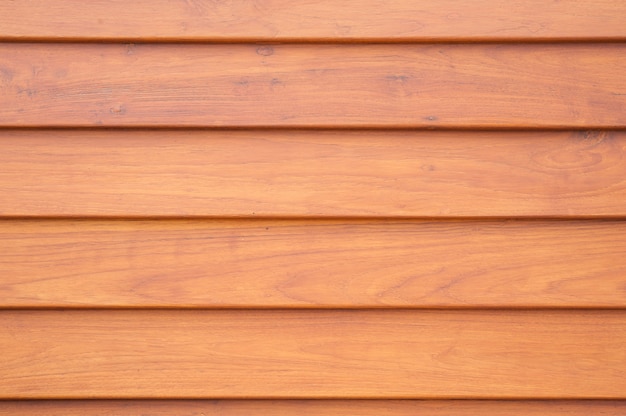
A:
[256,46,274,57]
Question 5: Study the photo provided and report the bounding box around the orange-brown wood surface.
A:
[2,219,625,308]
[1,130,625,218]
[2,44,625,128]
[2,0,626,42]
[1,400,625,416]
[1,310,624,399]
[2,0,626,410]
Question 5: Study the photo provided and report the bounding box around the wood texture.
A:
[2,44,626,128]
[2,219,626,308]
[1,130,626,218]
[1,400,625,416]
[3,2,625,408]
[1,310,624,399]
[2,0,626,42]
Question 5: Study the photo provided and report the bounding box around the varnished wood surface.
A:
[1,130,625,218]
[1,400,625,416]
[2,44,626,128]
[1,310,624,399]
[2,219,625,308]
[3,1,624,408]
[2,0,626,42]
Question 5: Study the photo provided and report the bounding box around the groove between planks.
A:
[1,219,626,308]
[1,44,625,128]
[1,310,625,399]
[1,130,626,217]
[1,0,626,42]
[1,400,625,415]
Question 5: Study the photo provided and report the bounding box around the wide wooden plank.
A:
[2,219,626,308]
[1,0,625,42]
[1,310,624,398]
[1,400,625,416]
[2,130,626,217]
[1,44,625,128]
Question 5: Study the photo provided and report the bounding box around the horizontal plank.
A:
[1,0,626,42]
[1,400,625,416]
[1,44,625,128]
[1,310,624,398]
[2,219,626,308]
[2,130,626,218]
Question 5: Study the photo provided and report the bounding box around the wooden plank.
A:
[1,400,625,416]
[1,0,625,42]
[2,219,626,308]
[1,310,624,398]
[1,44,625,128]
[1,130,626,218]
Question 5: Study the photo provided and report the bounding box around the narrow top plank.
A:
[1,0,625,42]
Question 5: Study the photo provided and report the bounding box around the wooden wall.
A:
[1,1,625,414]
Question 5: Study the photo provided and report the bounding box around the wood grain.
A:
[1,130,626,217]
[2,44,625,128]
[2,219,626,308]
[1,310,624,398]
[1,0,625,42]
[1,400,625,416]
